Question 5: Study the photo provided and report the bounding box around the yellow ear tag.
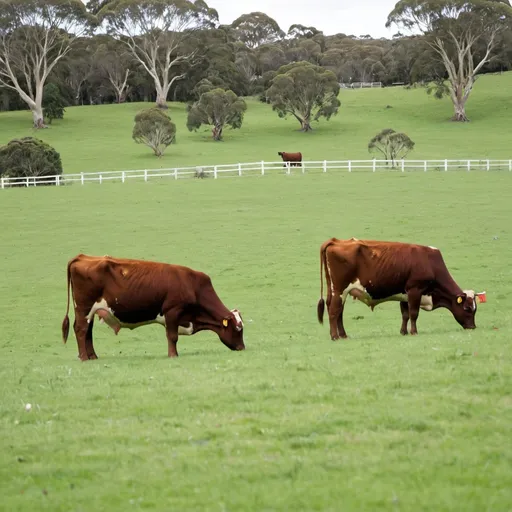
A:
[457,297,463,304]
[222,319,228,327]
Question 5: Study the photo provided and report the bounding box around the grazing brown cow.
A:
[61,254,245,361]
[317,238,486,339]
[278,151,302,167]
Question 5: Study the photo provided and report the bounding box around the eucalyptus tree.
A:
[230,12,285,48]
[187,86,247,141]
[387,0,512,121]
[0,0,92,127]
[99,0,218,109]
[266,61,340,132]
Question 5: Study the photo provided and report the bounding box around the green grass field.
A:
[1,171,511,511]
[1,72,511,173]
[1,72,512,511]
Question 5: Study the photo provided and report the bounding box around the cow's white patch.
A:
[231,309,243,330]
[341,280,433,311]
[428,246,438,250]
[463,289,477,311]
[86,298,112,323]
[86,299,194,334]
[178,323,194,335]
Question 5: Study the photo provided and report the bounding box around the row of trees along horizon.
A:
[1,0,512,132]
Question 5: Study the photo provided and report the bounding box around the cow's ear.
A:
[222,318,229,327]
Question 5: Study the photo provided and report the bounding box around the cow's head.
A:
[219,309,245,351]
[451,290,481,329]
[277,152,283,157]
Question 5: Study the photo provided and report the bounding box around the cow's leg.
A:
[73,309,92,361]
[164,312,181,358]
[85,319,98,360]
[407,291,422,335]
[328,293,347,340]
[400,302,409,335]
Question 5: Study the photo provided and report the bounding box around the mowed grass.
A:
[0,72,511,173]
[0,171,511,511]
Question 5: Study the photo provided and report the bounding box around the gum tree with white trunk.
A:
[0,0,92,128]
[386,0,512,122]
[99,0,218,109]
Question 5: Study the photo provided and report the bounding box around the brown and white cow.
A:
[278,151,302,167]
[61,254,245,361]
[317,238,486,339]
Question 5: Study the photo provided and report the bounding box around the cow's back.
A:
[68,255,199,312]
[326,239,438,298]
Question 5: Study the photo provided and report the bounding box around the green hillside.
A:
[1,72,511,174]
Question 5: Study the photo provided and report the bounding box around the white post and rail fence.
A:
[1,158,511,189]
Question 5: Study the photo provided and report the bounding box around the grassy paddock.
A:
[0,72,511,174]
[0,171,511,511]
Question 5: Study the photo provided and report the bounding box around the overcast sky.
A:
[211,0,400,39]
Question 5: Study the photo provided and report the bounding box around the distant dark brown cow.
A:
[62,254,245,361]
[278,151,302,167]
[317,238,486,339]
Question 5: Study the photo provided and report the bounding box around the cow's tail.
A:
[317,239,334,324]
[61,258,74,344]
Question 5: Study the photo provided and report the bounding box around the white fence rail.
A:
[1,159,511,189]
[340,81,383,89]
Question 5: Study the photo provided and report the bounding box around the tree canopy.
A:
[0,137,63,180]
[186,86,247,140]
[265,61,340,132]
[368,128,415,166]
[132,107,176,156]
[230,12,284,48]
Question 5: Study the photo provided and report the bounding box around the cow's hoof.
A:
[400,330,408,336]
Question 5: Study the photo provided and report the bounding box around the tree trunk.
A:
[212,125,223,141]
[155,80,169,109]
[32,106,45,129]
[451,89,470,122]
[300,119,312,132]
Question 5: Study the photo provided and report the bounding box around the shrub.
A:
[43,83,66,124]
[132,108,176,157]
[368,128,415,167]
[0,137,63,184]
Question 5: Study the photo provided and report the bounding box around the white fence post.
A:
[26,177,29,187]
[486,159,490,171]
[174,168,178,180]
[467,160,471,172]
[301,161,305,174]
[509,160,512,171]
[286,162,291,175]
[348,160,352,172]
[0,177,3,189]
[424,160,427,172]
[122,171,125,183]
[372,159,376,172]
[81,173,84,185]
[214,166,218,179]
[401,159,405,173]
[238,163,242,176]
[99,174,103,184]
[323,160,327,173]
[261,161,265,175]
[444,159,448,171]
[144,169,148,182]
